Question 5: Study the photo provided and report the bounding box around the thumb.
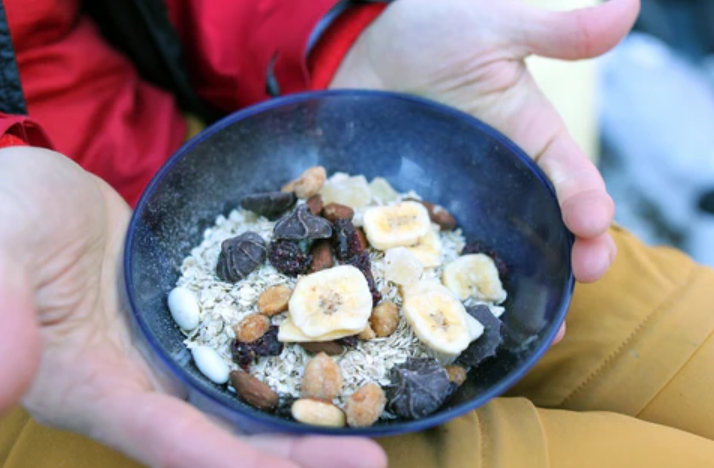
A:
[513,0,640,60]
[0,258,41,412]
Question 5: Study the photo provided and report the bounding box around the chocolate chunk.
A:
[456,305,503,368]
[216,232,267,283]
[274,205,332,241]
[241,191,296,218]
[386,357,451,420]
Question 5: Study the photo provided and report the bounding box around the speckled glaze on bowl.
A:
[124,90,574,436]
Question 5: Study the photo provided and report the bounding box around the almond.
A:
[301,352,343,400]
[291,398,346,427]
[345,382,386,427]
[445,365,468,387]
[299,341,343,356]
[306,194,324,215]
[235,314,270,343]
[257,285,292,316]
[369,301,399,337]
[322,203,355,222]
[309,240,334,273]
[230,371,278,411]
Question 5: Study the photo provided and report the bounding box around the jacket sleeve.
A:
[0,114,53,149]
[163,0,386,111]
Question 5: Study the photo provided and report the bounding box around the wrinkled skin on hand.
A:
[0,148,386,468]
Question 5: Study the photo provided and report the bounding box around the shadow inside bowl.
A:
[125,90,574,436]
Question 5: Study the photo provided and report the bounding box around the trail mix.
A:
[167,167,509,427]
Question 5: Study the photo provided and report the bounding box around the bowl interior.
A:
[126,91,573,436]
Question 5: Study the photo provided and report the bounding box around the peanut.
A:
[369,301,399,337]
[345,382,386,427]
[257,285,292,316]
[235,314,270,343]
[301,352,343,400]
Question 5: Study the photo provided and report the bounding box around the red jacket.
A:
[0,0,385,206]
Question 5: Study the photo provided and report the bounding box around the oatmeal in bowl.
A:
[169,167,510,428]
[124,90,574,436]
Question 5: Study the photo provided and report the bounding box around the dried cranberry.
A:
[331,219,364,261]
[268,240,313,276]
[462,241,508,279]
[344,251,382,305]
[232,326,284,371]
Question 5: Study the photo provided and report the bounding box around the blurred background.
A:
[527,0,714,268]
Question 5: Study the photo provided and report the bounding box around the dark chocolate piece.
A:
[241,191,296,218]
[273,205,332,240]
[386,357,451,419]
[216,232,267,283]
[456,305,503,368]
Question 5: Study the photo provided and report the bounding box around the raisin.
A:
[344,251,382,305]
[232,326,284,371]
[216,232,267,283]
[268,239,313,276]
[241,191,296,218]
[386,357,451,420]
[462,241,508,279]
[331,219,364,261]
[274,205,332,241]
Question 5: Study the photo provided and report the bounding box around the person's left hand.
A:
[331,0,640,284]
[0,147,386,468]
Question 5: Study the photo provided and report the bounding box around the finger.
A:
[249,434,388,468]
[0,188,42,412]
[571,232,617,283]
[513,0,641,59]
[536,129,615,239]
[93,393,302,468]
[551,323,566,346]
[0,262,41,412]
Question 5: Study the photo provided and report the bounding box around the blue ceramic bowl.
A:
[124,90,574,436]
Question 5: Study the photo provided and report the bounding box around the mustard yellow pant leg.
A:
[0,406,142,468]
[510,226,714,440]
[380,398,714,468]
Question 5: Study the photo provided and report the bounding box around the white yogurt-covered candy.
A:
[192,346,230,384]
[167,287,200,330]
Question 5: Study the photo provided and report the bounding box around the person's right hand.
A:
[0,147,386,468]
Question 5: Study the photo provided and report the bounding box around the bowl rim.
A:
[124,89,575,436]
